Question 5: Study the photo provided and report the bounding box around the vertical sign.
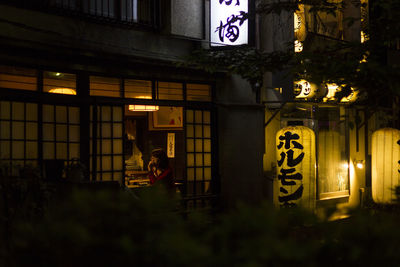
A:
[276,126,316,209]
[210,0,248,46]
[167,133,175,158]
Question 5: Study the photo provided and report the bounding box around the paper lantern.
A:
[318,130,346,194]
[371,128,400,204]
[294,80,317,99]
[276,126,316,209]
[294,4,306,42]
[294,40,303,53]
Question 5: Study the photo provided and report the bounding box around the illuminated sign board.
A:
[210,0,248,47]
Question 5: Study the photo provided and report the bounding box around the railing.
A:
[0,0,158,28]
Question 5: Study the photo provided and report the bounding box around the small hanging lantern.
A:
[371,128,400,204]
[294,80,317,99]
[275,126,316,209]
[294,40,303,53]
[294,4,306,42]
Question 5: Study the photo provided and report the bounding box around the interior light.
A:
[128,96,159,112]
[354,160,364,169]
[48,88,76,95]
[342,162,349,170]
[128,105,159,112]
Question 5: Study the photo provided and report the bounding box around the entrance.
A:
[124,105,185,190]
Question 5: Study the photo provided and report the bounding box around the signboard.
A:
[167,133,175,158]
[276,126,316,209]
[210,0,248,46]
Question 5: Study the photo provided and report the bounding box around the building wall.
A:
[0,4,196,64]
[216,75,265,208]
[0,2,267,209]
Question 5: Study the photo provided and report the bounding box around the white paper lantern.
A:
[371,128,400,204]
[294,80,317,99]
[276,126,316,209]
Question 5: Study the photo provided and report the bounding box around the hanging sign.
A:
[210,0,248,46]
[275,126,316,209]
[371,128,400,204]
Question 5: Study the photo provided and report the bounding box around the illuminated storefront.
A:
[0,65,217,208]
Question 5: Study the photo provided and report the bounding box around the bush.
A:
[3,183,400,266]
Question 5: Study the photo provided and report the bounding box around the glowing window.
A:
[90,76,121,97]
[0,65,37,91]
[44,71,76,95]
[187,84,212,102]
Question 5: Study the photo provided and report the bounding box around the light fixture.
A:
[340,88,358,103]
[48,88,76,95]
[322,84,359,103]
[342,162,349,170]
[294,40,303,53]
[323,83,339,101]
[361,31,368,43]
[128,96,159,112]
[354,159,365,169]
[128,105,159,112]
[294,79,317,99]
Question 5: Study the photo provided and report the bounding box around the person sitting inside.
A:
[148,148,175,192]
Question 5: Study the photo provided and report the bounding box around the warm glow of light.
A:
[323,83,339,102]
[356,162,364,169]
[128,96,159,111]
[322,84,359,103]
[319,130,346,193]
[294,80,316,99]
[128,105,159,111]
[359,52,369,65]
[294,40,303,53]
[340,88,358,103]
[48,88,76,95]
[361,31,368,43]
[372,128,400,204]
[294,4,306,42]
[342,162,349,169]
[294,13,301,33]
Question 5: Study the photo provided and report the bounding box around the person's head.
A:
[150,148,169,170]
